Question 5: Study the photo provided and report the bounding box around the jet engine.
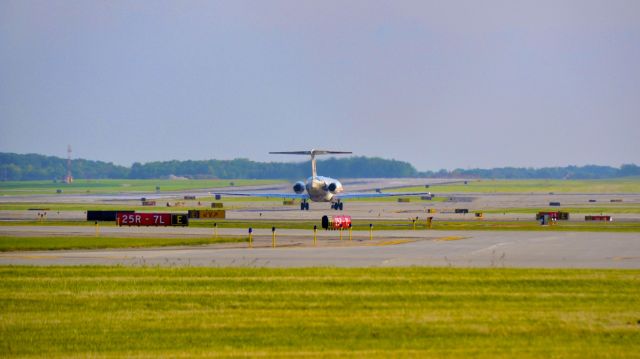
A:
[327,182,338,193]
[293,181,306,194]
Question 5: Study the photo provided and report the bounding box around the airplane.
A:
[211,150,432,211]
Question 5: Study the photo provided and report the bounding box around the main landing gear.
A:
[330,201,344,211]
[300,200,310,211]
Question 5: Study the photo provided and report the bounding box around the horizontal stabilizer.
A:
[269,150,352,156]
[269,149,352,178]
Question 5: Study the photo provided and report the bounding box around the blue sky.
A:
[1,0,638,170]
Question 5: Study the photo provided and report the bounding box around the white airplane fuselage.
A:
[305,176,344,202]
[211,150,431,211]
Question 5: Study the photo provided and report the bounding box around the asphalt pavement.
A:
[1,228,638,268]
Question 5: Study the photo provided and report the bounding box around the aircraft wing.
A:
[335,191,432,199]
[211,192,310,200]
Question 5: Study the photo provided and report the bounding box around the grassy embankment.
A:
[186,219,640,232]
[483,205,640,214]
[3,177,639,196]
[2,178,638,219]
[1,200,638,213]
[0,236,246,252]
[400,178,640,214]
[0,179,284,196]
[0,196,442,211]
[0,267,638,358]
[399,177,640,194]
[1,217,639,235]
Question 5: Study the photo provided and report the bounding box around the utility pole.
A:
[65,145,73,184]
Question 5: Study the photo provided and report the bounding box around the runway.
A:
[1,229,639,268]
[2,178,639,268]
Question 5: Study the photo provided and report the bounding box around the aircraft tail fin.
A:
[269,149,352,177]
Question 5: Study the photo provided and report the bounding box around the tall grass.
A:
[400,178,640,193]
[0,179,283,195]
[1,267,639,357]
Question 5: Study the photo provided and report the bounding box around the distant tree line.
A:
[421,164,640,180]
[128,156,418,180]
[0,153,129,181]
[1,152,638,181]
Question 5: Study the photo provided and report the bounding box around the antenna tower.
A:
[64,145,73,184]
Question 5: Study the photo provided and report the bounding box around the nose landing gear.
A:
[331,201,344,211]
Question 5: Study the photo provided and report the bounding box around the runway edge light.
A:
[272,227,276,248]
[313,225,317,246]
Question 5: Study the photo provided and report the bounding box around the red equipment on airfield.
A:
[321,215,352,230]
[585,215,612,221]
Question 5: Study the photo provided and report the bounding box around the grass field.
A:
[0,197,443,211]
[186,219,640,232]
[0,200,284,211]
[0,196,442,212]
[3,178,639,197]
[0,235,246,251]
[483,205,640,214]
[400,177,640,193]
[0,179,283,196]
[0,267,638,357]
[1,219,639,234]
[1,201,639,214]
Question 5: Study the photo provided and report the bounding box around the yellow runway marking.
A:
[0,254,130,260]
[436,236,466,241]
[368,239,416,246]
[612,256,640,261]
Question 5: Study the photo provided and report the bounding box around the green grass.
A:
[0,199,287,211]
[187,219,640,232]
[1,219,639,232]
[6,177,639,197]
[0,236,246,251]
[0,179,284,195]
[484,205,640,214]
[0,267,639,357]
[0,197,441,211]
[3,201,637,214]
[424,220,640,232]
[0,177,640,201]
[0,203,229,211]
[401,177,640,194]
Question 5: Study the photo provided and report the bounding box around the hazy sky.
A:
[1,0,638,170]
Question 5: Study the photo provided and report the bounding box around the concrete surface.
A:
[1,228,638,268]
[1,178,638,268]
